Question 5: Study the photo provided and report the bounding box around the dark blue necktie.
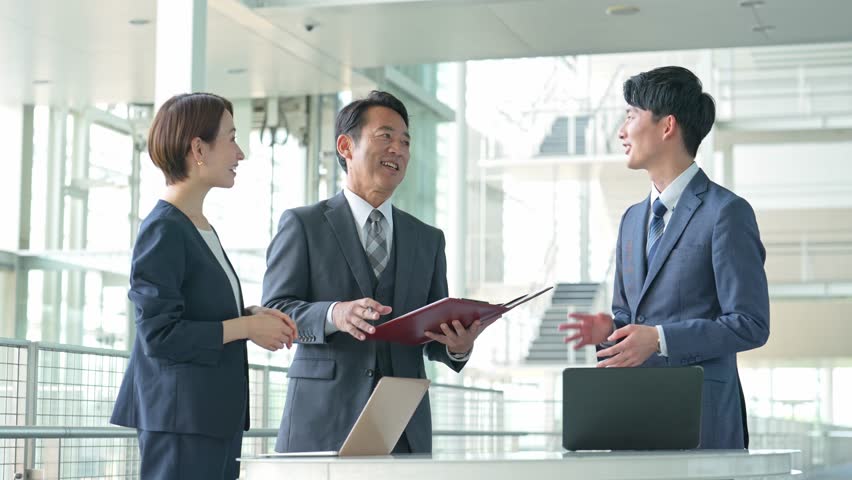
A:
[646,198,668,266]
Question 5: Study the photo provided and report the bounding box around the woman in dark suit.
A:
[111,92,297,479]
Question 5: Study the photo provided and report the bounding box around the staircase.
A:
[525,282,599,364]
[537,115,591,156]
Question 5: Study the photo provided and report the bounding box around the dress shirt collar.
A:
[650,161,700,213]
[342,187,394,229]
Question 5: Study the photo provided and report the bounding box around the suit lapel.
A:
[391,208,413,316]
[324,192,374,298]
[638,170,709,302]
[628,198,649,309]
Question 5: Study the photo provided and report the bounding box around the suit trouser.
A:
[137,429,243,480]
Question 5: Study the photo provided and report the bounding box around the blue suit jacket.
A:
[111,200,250,439]
[261,192,464,453]
[611,169,769,449]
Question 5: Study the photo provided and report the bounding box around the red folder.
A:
[367,286,553,345]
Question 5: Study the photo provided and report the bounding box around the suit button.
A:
[636,315,645,323]
[365,369,374,377]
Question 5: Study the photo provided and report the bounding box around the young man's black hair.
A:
[623,66,716,157]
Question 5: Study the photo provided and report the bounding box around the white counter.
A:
[240,449,800,479]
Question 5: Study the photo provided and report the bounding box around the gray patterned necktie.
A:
[364,209,389,278]
[646,198,668,266]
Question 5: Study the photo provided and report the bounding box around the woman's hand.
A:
[244,306,298,351]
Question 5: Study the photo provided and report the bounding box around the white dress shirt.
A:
[324,188,470,361]
[647,161,700,357]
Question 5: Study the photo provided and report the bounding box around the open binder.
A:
[367,286,553,345]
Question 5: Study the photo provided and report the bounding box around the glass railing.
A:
[0,338,509,479]
[3,338,850,479]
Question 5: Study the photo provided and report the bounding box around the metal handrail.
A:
[34,341,133,358]
[0,340,506,395]
[0,337,29,348]
[430,383,503,394]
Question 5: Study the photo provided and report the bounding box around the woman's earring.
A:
[196,160,203,166]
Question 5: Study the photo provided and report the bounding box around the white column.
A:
[448,63,468,297]
[155,0,208,108]
[305,95,322,205]
[0,105,23,250]
[821,367,833,426]
[722,144,735,191]
[66,112,91,345]
[579,166,590,282]
[697,49,716,176]
[42,107,68,342]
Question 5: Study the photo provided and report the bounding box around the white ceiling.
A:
[260,0,852,67]
[3,0,852,106]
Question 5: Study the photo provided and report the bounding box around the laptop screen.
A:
[562,367,703,450]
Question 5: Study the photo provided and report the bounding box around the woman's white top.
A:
[197,227,242,315]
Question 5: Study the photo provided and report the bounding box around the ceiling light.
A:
[32,79,51,85]
[129,18,151,26]
[605,5,640,16]
[739,0,765,7]
[226,67,248,75]
[752,24,776,32]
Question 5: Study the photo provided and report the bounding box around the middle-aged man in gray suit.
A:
[262,90,482,454]
[560,66,770,449]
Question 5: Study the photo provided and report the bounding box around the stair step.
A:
[525,282,601,365]
[531,336,576,344]
[529,351,589,359]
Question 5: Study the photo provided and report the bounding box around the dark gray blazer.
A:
[111,200,249,439]
[262,192,465,453]
[611,169,770,448]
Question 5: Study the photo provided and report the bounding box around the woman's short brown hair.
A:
[148,93,234,185]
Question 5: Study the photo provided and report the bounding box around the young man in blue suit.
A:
[560,66,770,449]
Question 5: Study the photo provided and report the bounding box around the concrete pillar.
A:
[721,144,735,191]
[41,107,68,342]
[155,0,207,107]
[305,95,322,205]
[12,106,33,339]
[448,63,468,296]
[65,112,90,345]
[579,167,591,282]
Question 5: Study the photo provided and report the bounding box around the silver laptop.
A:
[262,376,430,457]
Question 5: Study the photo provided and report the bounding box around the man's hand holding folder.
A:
[423,319,483,354]
[367,286,553,346]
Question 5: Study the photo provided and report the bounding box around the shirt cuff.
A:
[447,346,472,362]
[324,302,339,335]
[656,325,669,357]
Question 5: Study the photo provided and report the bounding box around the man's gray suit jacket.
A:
[611,168,770,449]
[262,192,465,453]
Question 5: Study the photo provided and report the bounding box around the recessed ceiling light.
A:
[32,79,51,85]
[739,0,765,7]
[129,18,151,26]
[606,5,640,16]
[752,24,776,32]
[226,67,248,75]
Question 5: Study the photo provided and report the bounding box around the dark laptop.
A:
[562,366,703,450]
